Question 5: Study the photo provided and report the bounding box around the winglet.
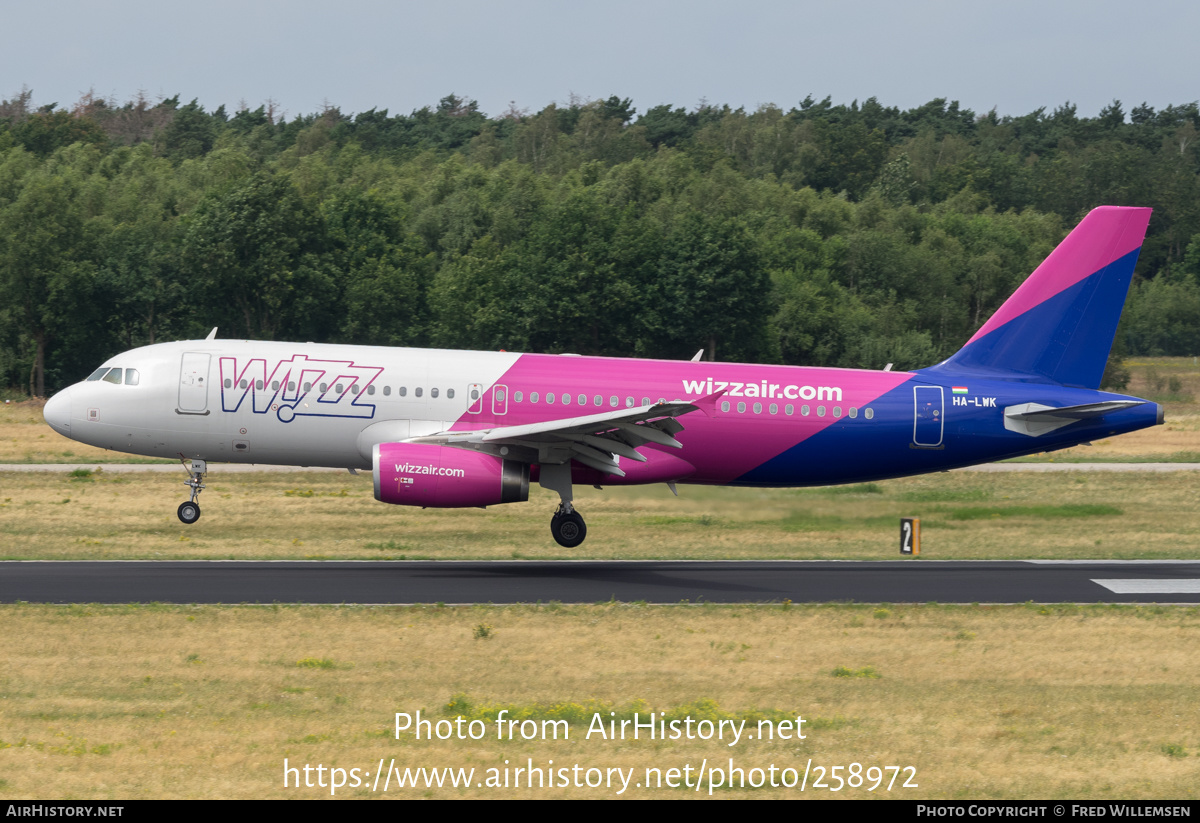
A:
[686,390,726,417]
[205,327,218,341]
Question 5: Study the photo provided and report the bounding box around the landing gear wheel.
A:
[178,457,207,524]
[178,501,201,525]
[551,510,586,548]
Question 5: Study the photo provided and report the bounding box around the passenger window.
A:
[303,382,311,391]
[87,367,108,382]
[753,402,762,414]
[625,397,634,408]
[103,369,123,385]
[769,403,777,415]
[125,369,140,386]
[546,392,554,404]
[833,406,842,418]
[561,393,569,404]
[531,392,539,402]
[785,404,794,415]
[319,383,328,393]
[256,380,264,391]
[271,381,280,391]
[399,387,407,397]
[578,394,586,405]
[721,401,730,412]
[642,397,650,406]
[494,389,502,402]
[865,408,875,419]
[352,385,360,395]
[610,396,618,407]
[801,405,810,416]
[383,386,391,396]
[287,381,295,392]
[335,383,343,393]
[471,389,480,400]
[447,388,455,399]
[415,387,423,397]
[848,407,857,418]
[737,402,746,413]
[240,379,249,389]
[432,388,439,399]
[817,406,826,417]
[514,391,522,402]
[594,395,602,406]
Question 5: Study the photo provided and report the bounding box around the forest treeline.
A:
[2,89,1200,396]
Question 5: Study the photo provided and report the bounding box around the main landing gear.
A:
[540,461,587,548]
[178,458,207,524]
[550,504,587,548]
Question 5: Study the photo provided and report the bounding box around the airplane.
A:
[42,206,1162,547]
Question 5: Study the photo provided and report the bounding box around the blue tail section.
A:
[923,207,1152,388]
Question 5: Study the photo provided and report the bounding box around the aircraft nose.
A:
[43,387,73,435]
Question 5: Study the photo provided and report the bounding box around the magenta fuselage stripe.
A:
[447,354,914,483]
[965,207,1151,346]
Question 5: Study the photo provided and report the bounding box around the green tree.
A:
[181,173,335,340]
[0,170,97,395]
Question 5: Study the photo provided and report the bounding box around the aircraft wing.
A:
[407,392,723,476]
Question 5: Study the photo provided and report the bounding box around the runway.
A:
[3,560,1200,605]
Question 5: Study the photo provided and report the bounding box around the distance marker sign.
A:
[900,518,920,556]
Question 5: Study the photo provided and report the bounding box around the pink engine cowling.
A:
[373,443,529,508]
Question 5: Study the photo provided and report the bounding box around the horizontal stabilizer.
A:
[1003,400,1144,437]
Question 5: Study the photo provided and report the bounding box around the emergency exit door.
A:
[912,386,943,447]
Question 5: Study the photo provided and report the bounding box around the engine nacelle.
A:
[373,443,529,508]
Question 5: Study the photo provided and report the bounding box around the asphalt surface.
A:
[3,560,1200,605]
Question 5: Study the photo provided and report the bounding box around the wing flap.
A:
[406,392,725,469]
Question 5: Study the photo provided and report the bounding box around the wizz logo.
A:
[219,355,384,423]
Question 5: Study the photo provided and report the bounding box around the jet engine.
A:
[373,443,529,508]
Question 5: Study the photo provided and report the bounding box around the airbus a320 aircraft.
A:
[43,206,1161,547]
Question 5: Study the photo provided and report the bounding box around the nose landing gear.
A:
[178,458,207,524]
[177,500,201,524]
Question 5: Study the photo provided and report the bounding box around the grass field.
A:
[1,468,1198,560]
[1,603,1198,800]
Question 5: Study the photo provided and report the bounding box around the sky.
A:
[3,0,1197,122]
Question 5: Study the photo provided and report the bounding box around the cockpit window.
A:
[87,367,109,381]
[125,369,140,386]
[102,368,123,385]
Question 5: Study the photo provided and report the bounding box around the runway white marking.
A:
[1092,579,1200,593]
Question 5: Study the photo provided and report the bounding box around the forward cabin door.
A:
[178,353,211,413]
[912,386,943,447]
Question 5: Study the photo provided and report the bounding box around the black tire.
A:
[178,501,201,525]
[551,510,586,548]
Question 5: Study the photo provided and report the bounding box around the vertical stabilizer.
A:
[924,206,1151,388]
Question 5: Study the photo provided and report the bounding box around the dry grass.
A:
[0,603,1197,799]
[0,400,170,464]
[1,468,1199,560]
